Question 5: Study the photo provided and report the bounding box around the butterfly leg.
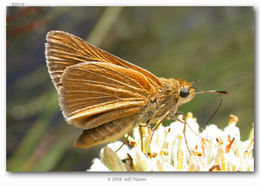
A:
[145,112,170,156]
[170,113,192,156]
[115,133,130,153]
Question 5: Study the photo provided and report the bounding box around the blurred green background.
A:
[7,7,254,171]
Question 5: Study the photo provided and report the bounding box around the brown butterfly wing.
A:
[45,30,163,90]
[59,62,159,130]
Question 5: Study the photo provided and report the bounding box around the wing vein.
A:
[47,40,87,56]
[68,98,145,118]
[68,68,147,95]
[96,64,151,94]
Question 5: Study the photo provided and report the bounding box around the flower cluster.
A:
[88,113,254,172]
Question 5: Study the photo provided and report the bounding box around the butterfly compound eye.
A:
[180,87,190,98]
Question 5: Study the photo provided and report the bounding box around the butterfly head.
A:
[176,78,229,106]
[176,79,196,106]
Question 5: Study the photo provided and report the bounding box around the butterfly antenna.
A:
[206,97,223,124]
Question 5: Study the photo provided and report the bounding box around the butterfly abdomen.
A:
[74,116,136,149]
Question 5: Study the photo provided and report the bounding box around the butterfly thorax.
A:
[137,78,180,125]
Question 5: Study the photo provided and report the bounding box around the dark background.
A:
[7,7,254,171]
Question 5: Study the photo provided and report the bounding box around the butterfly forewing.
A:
[45,31,163,90]
[59,62,159,129]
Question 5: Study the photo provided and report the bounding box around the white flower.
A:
[88,158,110,172]
[87,113,254,172]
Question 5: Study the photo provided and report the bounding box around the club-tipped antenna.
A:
[196,90,229,95]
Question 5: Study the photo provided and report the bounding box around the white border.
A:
[1,0,259,186]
